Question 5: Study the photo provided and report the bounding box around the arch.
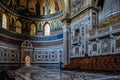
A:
[15,20,22,33]
[30,23,37,35]
[21,40,33,66]
[2,14,9,29]
[43,22,51,36]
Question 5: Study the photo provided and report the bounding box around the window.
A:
[75,47,79,54]
[82,27,84,36]
[30,23,36,35]
[16,20,22,33]
[93,43,97,51]
[44,23,50,36]
[75,29,79,36]
[2,14,7,29]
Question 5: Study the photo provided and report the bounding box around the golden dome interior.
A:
[1,0,64,19]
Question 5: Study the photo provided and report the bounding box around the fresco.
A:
[0,0,63,19]
[71,0,83,12]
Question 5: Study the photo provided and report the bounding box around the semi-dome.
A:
[0,0,64,20]
[0,0,66,36]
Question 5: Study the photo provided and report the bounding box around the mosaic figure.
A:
[54,0,59,12]
[13,0,20,10]
[43,0,51,15]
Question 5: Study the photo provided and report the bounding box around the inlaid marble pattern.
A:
[13,66,120,80]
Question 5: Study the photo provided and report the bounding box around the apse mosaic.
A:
[0,0,63,19]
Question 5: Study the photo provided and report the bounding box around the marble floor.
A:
[12,66,120,80]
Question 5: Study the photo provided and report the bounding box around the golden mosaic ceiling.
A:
[1,0,64,19]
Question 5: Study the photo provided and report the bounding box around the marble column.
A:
[62,18,70,66]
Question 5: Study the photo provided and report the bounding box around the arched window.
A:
[2,14,8,29]
[44,23,50,36]
[30,23,36,35]
[16,20,22,33]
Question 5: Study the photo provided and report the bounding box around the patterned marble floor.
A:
[13,66,120,80]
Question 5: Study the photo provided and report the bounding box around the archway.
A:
[21,40,33,66]
[2,14,9,29]
[44,22,50,36]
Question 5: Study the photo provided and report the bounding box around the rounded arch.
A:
[43,22,51,36]
[30,22,37,35]
[2,13,9,29]
[15,19,22,33]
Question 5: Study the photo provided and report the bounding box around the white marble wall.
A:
[88,35,120,56]
[0,42,64,67]
[0,43,19,63]
[70,16,90,58]
[33,45,64,64]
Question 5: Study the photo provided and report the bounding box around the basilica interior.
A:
[0,0,120,80]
